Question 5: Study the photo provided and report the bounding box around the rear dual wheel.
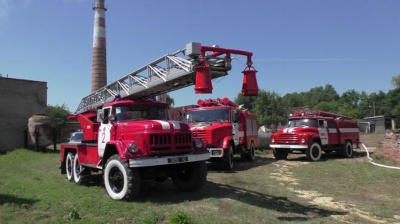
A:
[66,152,74,181]
[339,141,353,158]
[65,152,89,184]
[241,142,256,162]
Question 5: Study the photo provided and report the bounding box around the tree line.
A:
[235,75,400,130]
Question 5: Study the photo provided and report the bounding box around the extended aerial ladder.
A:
[75,42,259,114]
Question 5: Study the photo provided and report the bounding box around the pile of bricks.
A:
[382,132,400,164]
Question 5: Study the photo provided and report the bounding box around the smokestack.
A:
[91,0,107,93]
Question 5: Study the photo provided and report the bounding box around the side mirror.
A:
[108,114,115,122]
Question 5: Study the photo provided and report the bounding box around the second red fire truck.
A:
[186,98,258,170]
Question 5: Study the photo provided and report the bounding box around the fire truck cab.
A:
[186,98,258,170]
[270,110,360,161]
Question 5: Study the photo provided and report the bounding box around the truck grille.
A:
[277,134,298,144]
[149,133,192,151]
[192,130,211,144]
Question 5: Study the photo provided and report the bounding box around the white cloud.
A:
[0,0,31,21]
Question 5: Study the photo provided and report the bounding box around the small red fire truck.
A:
[270,110,359,161]
[60,42,259,200]
[186,98,258,170]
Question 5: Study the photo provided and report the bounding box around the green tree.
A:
[340,90,360,109]
[390,74,400,89]
[313,101,340,113]
[357,91,372,118]
[234,94,257,111]
[304,84,339,108]
[282,92,304,112]
[253,90,287,130]
[46,104,71,130]
[165,94,175,107]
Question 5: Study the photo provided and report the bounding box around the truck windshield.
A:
[115,105,168,121]
[186,109,230,123]
[287,119,318,128]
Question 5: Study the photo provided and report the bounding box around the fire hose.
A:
[361,143,400,170]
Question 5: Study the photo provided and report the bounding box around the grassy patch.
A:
[1,143,399,224]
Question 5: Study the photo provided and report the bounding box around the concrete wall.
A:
[361,116,386,134]
[0,77,47,152]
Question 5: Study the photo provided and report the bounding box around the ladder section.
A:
[75,48,229,114]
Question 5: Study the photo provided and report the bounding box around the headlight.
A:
[301,138,306,144]
[127,142,139,153]
[193,138,204,149]
[271,138,275,143]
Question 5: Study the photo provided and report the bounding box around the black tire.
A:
[66,152,74,181]
[104,155,141,201]
[306,142,322,161]
[222,145,234,170]
[73,154,89,185]
[340,141,353,158]
[246,142,256,161]
[172,161,207,192]
[240,151,247,161]
[273,148,288,160]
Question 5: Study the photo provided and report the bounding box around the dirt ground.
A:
[267,132,400,224]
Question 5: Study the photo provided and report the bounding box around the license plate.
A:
[168,156,188,163]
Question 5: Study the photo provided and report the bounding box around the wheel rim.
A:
[346,144,352,156]
[73,155,81,182]
[109,167,124,193]
[310,144,321,160]
[66,154,73,180]
[67,158,72,174]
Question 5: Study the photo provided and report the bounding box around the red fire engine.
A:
[270,110,360,161]
[60,42,259,200]
[186,98,258,170]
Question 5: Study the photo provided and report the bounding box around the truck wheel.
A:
[273,148,288,160]
[246,142,256,161]
[73,154,89,185]
[222,145,234,170]
[306,142,321,161]
[104,155,141,201]
[340,141,353,158]
[66,152,74,181]
[172,161,207,192]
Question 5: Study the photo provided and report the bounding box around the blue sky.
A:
[1,0,399,112]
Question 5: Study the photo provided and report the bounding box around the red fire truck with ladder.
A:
[270,110,360,161]
[60,42,259,200]
[186,98,258,170]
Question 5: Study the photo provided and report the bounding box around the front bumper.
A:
[270,144,308,149]
[128,153,210,168]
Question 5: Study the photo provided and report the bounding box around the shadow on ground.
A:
[0,194,39,207]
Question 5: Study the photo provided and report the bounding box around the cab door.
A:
[98,107,112,158]
[232,109,240,146]
[318,119,329,145]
